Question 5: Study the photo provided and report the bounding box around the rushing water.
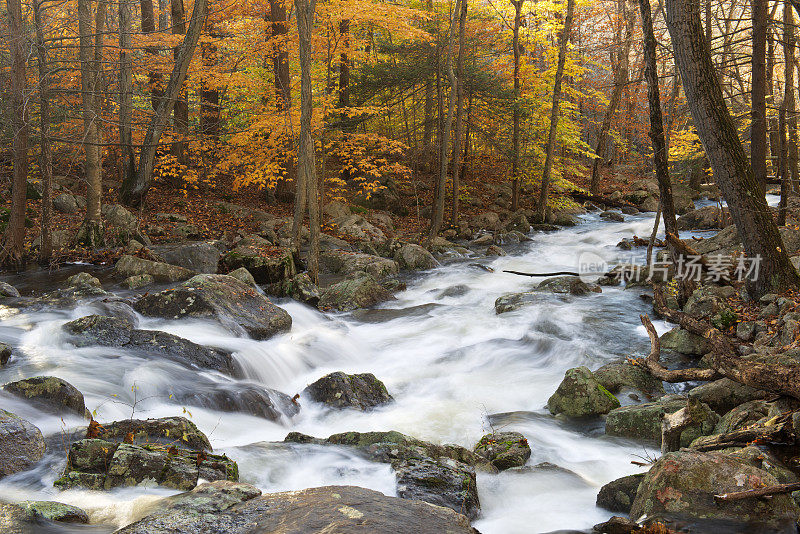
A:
[0,207,722,533]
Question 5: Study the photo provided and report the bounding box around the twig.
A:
[715,482,800,502]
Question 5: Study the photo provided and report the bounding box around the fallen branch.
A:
[715,482,800,502]
[640,314,720,382]
[503,270,580,277]
[569,190,637,209]
[691,423,790,452]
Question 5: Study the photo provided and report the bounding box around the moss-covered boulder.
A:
[473,431,531,471]
[547,366,620,418]
[304,372,393,411]
[593,360,664,400]
[394,244,439,271]
[596,473,644,513]
[318,273,394,312]
[65,272,101,289]
[19,501,88,523]
[660,327,711,356]
[222,237,296,284]
[605,395,718,446]
[3,376,87,417]
[0,410,45,478]
[133,274,291,340]
[630,450,799,529]
[320,250,399,278]
[536,275,601,296]
[393,457,480,520]
[687,378,770,415]
[115,255,196,283]
[94,416,212,451]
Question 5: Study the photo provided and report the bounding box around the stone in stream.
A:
[152,241,222,274]
[596,473,644,514]
[473,431,531,471]
[63,315,240,376]
[18,501,89,523]
[132,274,291,340]
[630,450,800,531]
[116,482,475,534]
[677,205,727,230]
[536,275,601,295]
[0,410,46,479]
[221,237,296,284]
[547,367,620,418]
[319,249,399,279]
[318,273,394,312]
[659,327,711,356]
[0,342,11,365]
[494,292,538,314]
[592,360,664,400]
[599,211,625,222]
[115,254,197,283]
[176,383,299,422]
[65,272,102,289]
[604,395,718,446]
[93,416,212,451]
[303,372,393,411]
[394,244,439,271]
[2,376,88,418]
[0,281,20,298]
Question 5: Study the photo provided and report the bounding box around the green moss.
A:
[597,383,621,407]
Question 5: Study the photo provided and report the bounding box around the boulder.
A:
[304,372,393,411]
[133,274,291,340]
[103,204,150,245]
[0,410,45,478]
[0,503,33,534]
[592,516,640,534]
[65,272,101,289]
[63,315,240,375]
[117,483,474,534]
[54,439,237,491]
[684,286,737,329]
[505,212,531,233]
[485,245,506,256]
[639,196,660,213]
[599,211,625,222]
[53,193,80,214]
[0,342,11,365]
[630,450,799,530]
[122,274,154,290]
[547,367,620,417]
[334,215,386,242]
[222,237,296,284]
[227,267,256,287]
[318,273,394,312]
[325,200,351,219]
[154,242,222,274]
[394,244,439,271]
[536,275,601,296]
[596,473,644,513]
[660,327,711,356]
[688,224,741,256]
[176,384,299,422]
[713,400,771,434]
[473,431,531,470]
[93,416,211,451]
[687,378,770,415]
[275,273,322,305]
[605,395,718,446]
[593,361,664,399]
[394,457,480,520]
[469,211,500,231]
[19,501,89,523]
[3,376,87,417]
[677,206,726,230]
[0,281,20,298]
[115,255,196,283]
[320,250,399,279]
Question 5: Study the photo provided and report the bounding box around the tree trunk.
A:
[665,0,800,297]
[450,0,468,227]
[767,32,779,178]
[33,0,53,262]
[428,0,464,240]
[200,0,220,139]
[119,0,135,185]
[751,0,767,195]
[121,0,209,206]
[2,0,29,266]
[537,0,575,223]
[510,0,523,211]
[141,0,162,110]
[171,0,188,165]
[269,0,293,203]
[785,7,799,192]
[779,106,788,225]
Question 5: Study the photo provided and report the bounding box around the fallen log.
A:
[640,314,719,382]
[503,270,580,277]
[715,482,800,502]
[690,423,790,452]
[568,191,638,209]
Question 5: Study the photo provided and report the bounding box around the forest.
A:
[4,0,800,533]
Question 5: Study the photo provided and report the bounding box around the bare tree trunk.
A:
[768,32,779,178]
[121,0,209,206]
[2,0,29,266]
[119,0,135,185]
[171,0,188,165]
[450,0,468,227]
[785,7,799,192]
[537,0,575,223]
[140,0,162,110]
[33,0,53,262]
[665,0,800,297]
[200,0,220,139]
[269,0,293,203]
[751,0,768,195]
[779,106,788,225]
[510,0,523,211]
[429,0,464,240]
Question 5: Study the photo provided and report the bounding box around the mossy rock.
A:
[303,372,393,411]
[605,395,718,446]
[547,366,620,418]
[3,376,87,417]
[473,431,531,471]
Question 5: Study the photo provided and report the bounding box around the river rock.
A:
[19,501,89,523]
[269,272,321,305]
[122,274,154,289]
[3,376,87,417]
[153,241,222,274]
[133,274,291,340]
[536,275,601,296]
[115,255,196,283]
[600,211,624,222]
[0,503,33,534]
[0,281,20,298]
[470,211,500,231]
[65,272,101,289]
[660,327,711,356]
[596,473,644,513]
[630,450,800,530]
[117,483,474,534]
[713,400,771,434]
[54,439,237,491]
[592,516,640,534]
[304,372,393,411]
[177,383,299,422]
[605,395,718,446]
[94,416,211,451]
[394,244,439,271]
[677,206,727,230]
[335,215,386,242]
[320,250,399,278]
[103,204,150,245]
[547,366,620,418]
[394,457,480,520]
[473,432,531,470]
[0,410,45,478]
[226,267,257,287]
[1,342,12,365]
[222,237,296,284]
[505,212,531,233]
[593,361,665,399]
[63,315,239,375]
[687,378,770,415]
[318,273,394,312]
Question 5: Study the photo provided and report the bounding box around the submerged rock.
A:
[117,483,474,534]
[0,410,45,479]
[473,431,531,471]
[3,376,87,417]
[547,367,620,418]
[304,372,393,411]
[133,274,291,340]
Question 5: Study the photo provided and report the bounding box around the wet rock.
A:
[547,367,620,418]
[177,384,299,422]
[65,272,101,289]
[605,395,718,446]
[0,410,45,478]
[536,275,601,296]
[0,281,21,298]
[122,274,154,290]
[3,376,87,417]
[117,483,474,534]
[596,473,644,513]
[222,237,296,284]
[0,503,32,534]
[394,244,439,271]
[630,450,799,530]
[687,378,770,415]
[63,315,239,375]
[227,267,256,287]
[677,206,727,230]
[592,516,640,534]
[473,431,531,470]
[660,327,711,356]
[318,273,394,312]
[600,211,624,222]
[115,255,196,283]
[19,501,89,523]
[153,241,222,274]
[95,417,212,451]
[133,274,291,340]
[54,439,237,491]
[275,272,322,305]
[304,372,393,411]
[0,342,12,365]
[470,234,495,247]
[320,250,399,279]
[53,193,80,214]
[593,361,665,399]
[394,457,480,520]
[486,245,507,256]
